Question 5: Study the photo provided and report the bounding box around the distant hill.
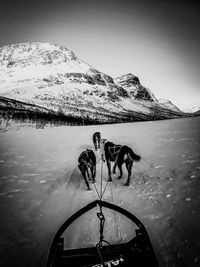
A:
[158,99,182,112]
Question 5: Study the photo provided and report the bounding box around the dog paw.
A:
[87,187,92,191]
[124,182,129,186]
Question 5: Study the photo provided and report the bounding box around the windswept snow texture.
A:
[0,117,200,267]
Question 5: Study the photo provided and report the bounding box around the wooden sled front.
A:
[46,200,159,267]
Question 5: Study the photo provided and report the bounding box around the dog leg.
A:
[124,160,133,186]
[83,171,92,190]
[117,162,123,179]
[112,160,117,174]
[91,166,96,183]
[86,168,92,181]
[107,160,112,182]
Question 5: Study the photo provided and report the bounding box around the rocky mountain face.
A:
[0,42,187,123]
[114,73,158,102]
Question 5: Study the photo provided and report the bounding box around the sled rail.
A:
[46,200,159,267]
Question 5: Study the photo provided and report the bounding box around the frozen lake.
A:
[0,116,200,267]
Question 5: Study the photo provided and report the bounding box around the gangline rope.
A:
[92,148,113,265]
[92,150,110,201]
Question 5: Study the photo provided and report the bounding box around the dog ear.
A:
[101,138,107,144]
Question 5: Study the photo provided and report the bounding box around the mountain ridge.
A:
[0,42,195,125]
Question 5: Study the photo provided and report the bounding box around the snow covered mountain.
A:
[182,106,200,114]
[192,106,200,113]
[114,73,158,102]
[158,98,182,112]
[0,42,187,123]
[194,108,200,115]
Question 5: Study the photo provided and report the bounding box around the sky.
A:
[0,0,200,111]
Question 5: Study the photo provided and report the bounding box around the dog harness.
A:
[108,145,121,161]
[80,150,94,167]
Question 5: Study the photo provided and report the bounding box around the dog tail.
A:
[129,149,141,162]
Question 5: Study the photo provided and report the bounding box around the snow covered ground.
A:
[0,117,200,267]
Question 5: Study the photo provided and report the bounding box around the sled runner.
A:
[46,200,159,267]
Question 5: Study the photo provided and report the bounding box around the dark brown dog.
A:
[78,149,96,190]
[102,141,141,186]
[93,132,101,151]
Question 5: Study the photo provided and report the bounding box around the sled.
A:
[46,200,159,267]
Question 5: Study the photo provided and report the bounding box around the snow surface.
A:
[0,117,200,267]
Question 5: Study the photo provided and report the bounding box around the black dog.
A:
[93,132,101,151]
[78,149,96,190]
[102,141,141,186]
